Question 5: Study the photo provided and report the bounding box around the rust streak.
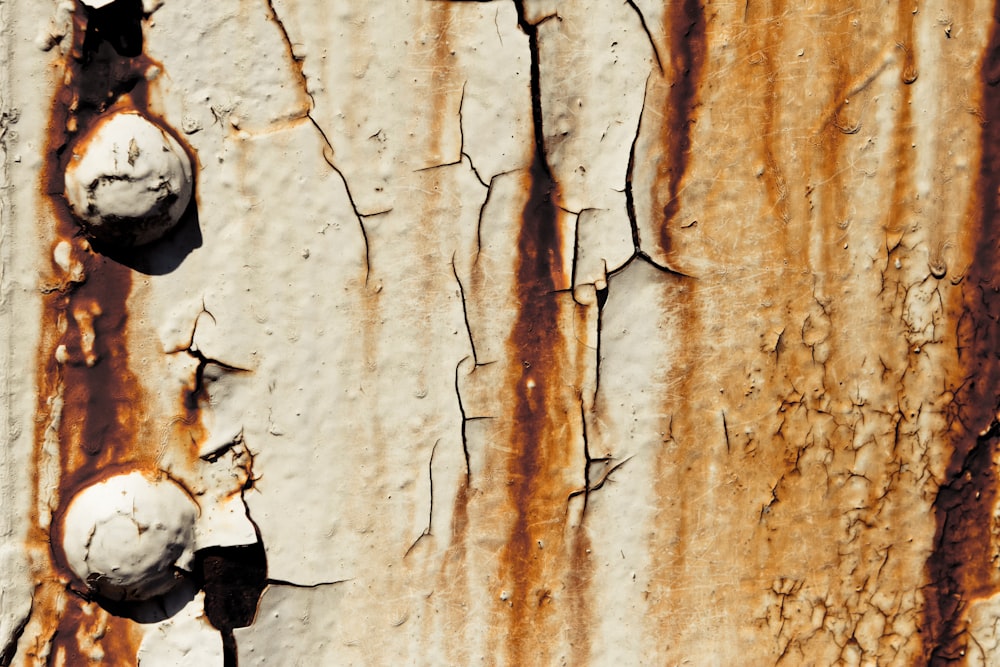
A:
[495,4,583,663]
[25,2,194,663]
[922,4,1000,661]
[655,0,707,259]
[498,152,569,665]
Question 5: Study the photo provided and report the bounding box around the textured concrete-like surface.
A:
[4,0,1000,665]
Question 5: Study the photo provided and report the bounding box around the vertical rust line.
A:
[25,3,177,663]
[654,0,707,259]
[887,2,917,253]
[498,153,568,665]
[922,4,1000,661]
[494,4,582,664]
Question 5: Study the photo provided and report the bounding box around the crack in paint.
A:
[404,440,439,558]
[263,0,372,285]
[624,0,663,73]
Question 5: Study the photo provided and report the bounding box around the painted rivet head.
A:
[63,111,193,247]
[60,472,199,601]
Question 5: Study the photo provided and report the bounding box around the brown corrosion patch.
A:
[490,5,590,663]
[921,4,1000,661]
[886,1,917,257]
[34,0,163,575]
[47,597,139,667]
[497,152,572,665]
[25,2,194,663]
[654,0,707,258]
[747,1,789,229]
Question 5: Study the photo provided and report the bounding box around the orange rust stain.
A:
[564,299,594,667]
[654,0,707,260]
[495,152,576,665]
[565,527,593,667]
[25,4,197,664]
[922,4,1000,661]
[437,482,471,666]
[48,598,140,667]
[427,1,454,164]
[648,276,699,657]
[749,1,789,229]
[886,2,917,253]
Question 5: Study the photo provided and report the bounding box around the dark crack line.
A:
[474,172,511,263]
[513,0,555,180]
[624,0,663,73]
[309,116,372,286]
[455,358,473,481]
[166,304,251,424]
[414,82,481,177]
[623,78,648,253]
[569,400,635,517]
[577,399,592,515]
[405,440,439,559]
[595,276,608,397]
[722,410,730,454]
[263,0,371,285]
[452,253,479,364]
[266,578,350,589]
[201,428,248,465]
[613,73,696,281]
[568,454,635,508]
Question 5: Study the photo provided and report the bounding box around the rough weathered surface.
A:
[4,0,1000,665]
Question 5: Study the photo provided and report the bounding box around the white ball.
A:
[63,111,193,247]
[60,472,199,601]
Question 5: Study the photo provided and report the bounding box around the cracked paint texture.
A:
[3,0,1000,665]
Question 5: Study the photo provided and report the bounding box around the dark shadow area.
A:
[195,541,269,632]
[90,197,203,275]
[195,541,269,667]
[89,576,200,624]
[82,0,144,60]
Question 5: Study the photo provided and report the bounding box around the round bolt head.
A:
[60,472,199,601]
[64,111,193,247]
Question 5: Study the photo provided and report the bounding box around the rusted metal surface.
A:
[923,5,1000,662]
[9,0,1000,665]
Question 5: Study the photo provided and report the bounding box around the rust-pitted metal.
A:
[653,0,706,264]
[24,2,201,663]
[11,0,1000,664]
[923,4,1000,660]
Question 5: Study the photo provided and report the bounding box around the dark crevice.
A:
[266,578,349,589]
[221,630,238,667]
[568,453,634,508]
[594,279,607,396]
[619,74,695,280]
[263,0,372,285]
[474,171,515,263]
[576,399,592,515]
[512,1,554,182]
[624,0,663,73]
[722,410,730,454]
[455,359,473,481]
[81,0,144,60]
[405,440,439,558]
[309,116,372,286]
[452,254,479,364]
[414,81,476,176]
[195,542,268,633]
[463,153,489,188]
